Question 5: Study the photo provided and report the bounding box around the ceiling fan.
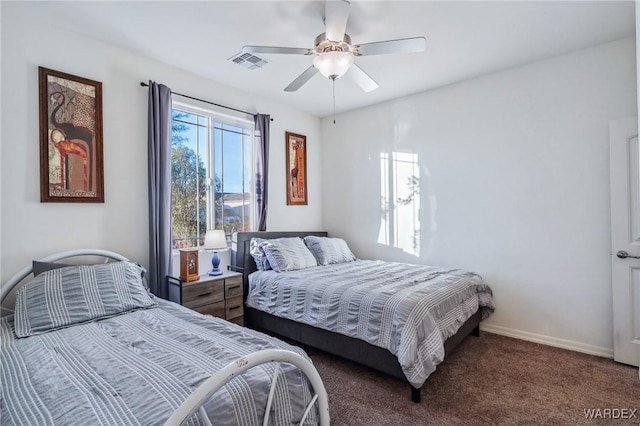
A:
[242,0,426,93]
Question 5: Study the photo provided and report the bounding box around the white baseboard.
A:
[480,323,614,359]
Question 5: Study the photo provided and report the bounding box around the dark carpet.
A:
[308,333,640,425]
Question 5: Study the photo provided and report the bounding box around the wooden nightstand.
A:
[168,271,244,326]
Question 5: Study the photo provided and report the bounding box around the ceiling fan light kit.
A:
[313,51,354,79]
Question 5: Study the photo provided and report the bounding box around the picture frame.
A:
[286,131,307,205]
[39,66,104,203]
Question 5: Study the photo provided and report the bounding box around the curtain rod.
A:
[139,82,273,121]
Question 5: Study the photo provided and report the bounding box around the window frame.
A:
[171,100,255,250]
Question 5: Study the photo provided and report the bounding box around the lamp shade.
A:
[313,51,354,78]
[203,229,227,250]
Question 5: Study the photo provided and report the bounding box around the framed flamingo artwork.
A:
[285,132,307,205]
[39,67,104,202]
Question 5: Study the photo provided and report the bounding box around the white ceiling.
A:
[11,1,635,118]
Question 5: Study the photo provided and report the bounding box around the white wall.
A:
[321,37,637,356]
[0,4,322,291]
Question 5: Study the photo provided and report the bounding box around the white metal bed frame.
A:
[0,249,330,426]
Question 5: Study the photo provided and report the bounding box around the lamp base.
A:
[209,251,222,276]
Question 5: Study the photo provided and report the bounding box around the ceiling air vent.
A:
[228,52,269,70]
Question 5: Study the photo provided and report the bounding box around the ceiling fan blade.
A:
[355,37,426,56]
[346,64,379,93]
[243,46,313,55]
[325,0,351,42]
[284,66,319,92]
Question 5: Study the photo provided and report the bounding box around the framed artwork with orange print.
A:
[285,132,307,205]
[39,67,104,203]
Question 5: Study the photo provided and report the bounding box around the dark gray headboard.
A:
[231,231,328,301]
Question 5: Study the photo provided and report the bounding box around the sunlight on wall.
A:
[378,152,420,256]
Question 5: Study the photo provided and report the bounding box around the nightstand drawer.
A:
[193,301,225,318]
[168,271,244,325]
[183,281,224,308]
[225,277,243,299]
[225,296,244,319]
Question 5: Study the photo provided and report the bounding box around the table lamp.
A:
[203,229,228,276]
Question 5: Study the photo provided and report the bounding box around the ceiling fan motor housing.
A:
[314,32,353,53]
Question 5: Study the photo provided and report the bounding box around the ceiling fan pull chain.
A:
[332,77,336,124]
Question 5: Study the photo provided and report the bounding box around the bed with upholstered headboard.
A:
[231,231,494,403]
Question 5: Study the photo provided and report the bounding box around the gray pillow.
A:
[33,260,69,277]
[263,237,318,272]
[15,261,157,338]
[33,260,150,289]
[304,236,356,265]
[249,238,272,271]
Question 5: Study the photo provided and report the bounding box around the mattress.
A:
[0,298,318,426]
[246,259,495,388]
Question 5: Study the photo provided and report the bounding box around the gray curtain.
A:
[147,81,173,299]
[254,114,270,231]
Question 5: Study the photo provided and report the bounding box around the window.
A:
[378,151,420,256]
[171,104,253,249]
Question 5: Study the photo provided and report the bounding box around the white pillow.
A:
[262,237,318,272]
[249,237,272,271]
[304,236,356,265]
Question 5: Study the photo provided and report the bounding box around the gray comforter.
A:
[247,260,495,388]
[0,298,318,426]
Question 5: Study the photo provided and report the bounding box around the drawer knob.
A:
[197,292,212,298]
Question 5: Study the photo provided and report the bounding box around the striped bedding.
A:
[1,298,318,426]
[246,260,495,388]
